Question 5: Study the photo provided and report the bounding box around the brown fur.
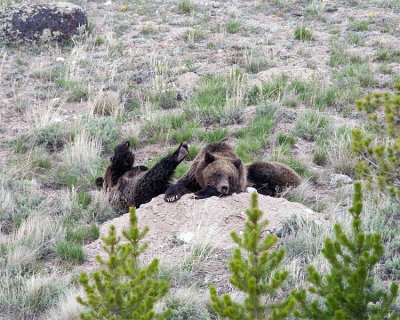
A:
[95,141,136,191]
[164,141,301,202]
[97,143,188,211]
[246,161,302,196]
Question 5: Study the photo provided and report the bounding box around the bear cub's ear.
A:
[205,152,215,164]
[232,159,242,169]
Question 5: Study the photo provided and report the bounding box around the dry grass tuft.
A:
[63,131,102,170]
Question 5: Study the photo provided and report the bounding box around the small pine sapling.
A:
[77,207,171,320]
[352,82,400,202]
[292,182,399,319]
[209,192,296,320]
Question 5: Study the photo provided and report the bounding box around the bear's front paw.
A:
[194,186,221,200]
[164,185,187,202]
[174,143,189,163]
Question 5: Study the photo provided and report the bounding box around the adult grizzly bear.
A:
[164,140,301,202]
[96,141,188,210]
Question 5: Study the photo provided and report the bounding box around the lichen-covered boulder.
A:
[0,2,87,42]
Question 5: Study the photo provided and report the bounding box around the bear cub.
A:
[164,140,301,202]
[96,141,188,210]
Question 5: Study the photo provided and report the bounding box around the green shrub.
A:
[77,208,171,319]
[292,182,399,319]
[209,193,296,319]
[352,83,400,201]
[31,124,67,150]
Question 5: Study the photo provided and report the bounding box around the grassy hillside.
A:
[0,0,399,319]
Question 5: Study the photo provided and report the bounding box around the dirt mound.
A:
[82,193,323,273]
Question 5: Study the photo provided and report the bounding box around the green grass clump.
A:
[284,156,312,178]
[186,73,246,125]
[346,32,365,46]
[235,105,277,161]
[171,123,198,143]
[66,224,100,244]
[236,137,265,163]
[141,114,187,143]
[150,90,178,109]
[187,144,200,160]
[78,117,119,152]
[348,19,369,32]
[293,111,332,142]
[294,26,313,41]
[183,29,204,43]
[313,145,329,166]
[177,0,195,14]
[225,20,242,33]
[55,78,88,102]
[277,133,297,147]
[333,63,376,88]
[243,50,270,74]
[94,36,105,46]
[174,163,190,179]
[0,272,66,319]
[197,128,229,143]
[375,48,400,63]
[56,241,85,262]
[328,41,365,67]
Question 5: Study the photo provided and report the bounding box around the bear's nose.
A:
[221,185,229,194]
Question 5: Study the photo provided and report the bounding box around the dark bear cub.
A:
[95,141,148,191]
[164,140,301,202]
[97,142,188,211]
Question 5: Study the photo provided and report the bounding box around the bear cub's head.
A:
[200,152,243,195]
[110,141,135,170]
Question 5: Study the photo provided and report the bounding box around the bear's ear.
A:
[110,155,114,162]
[232,159,242,169]
[205,152,215,164]
[125,141,130,147]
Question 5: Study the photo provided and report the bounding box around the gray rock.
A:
[0,2,87,43]
[324,5,338,13]
[329,174,353,188]
[176,232,194,244]
[211,1,220,8]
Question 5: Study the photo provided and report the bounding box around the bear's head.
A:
[110,141,134,170]
[198,152,245,195]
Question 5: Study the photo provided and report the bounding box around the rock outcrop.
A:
[0,3,87,42]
